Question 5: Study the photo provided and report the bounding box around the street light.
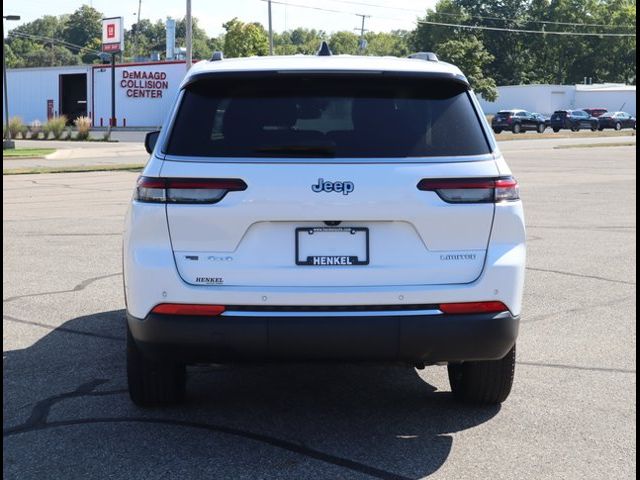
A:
[3,14,21,150]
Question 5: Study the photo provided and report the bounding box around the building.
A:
[5,60,189,128]
[478,83,636,116]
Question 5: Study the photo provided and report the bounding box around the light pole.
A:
[3,15,20,150]
[185,0,192,70]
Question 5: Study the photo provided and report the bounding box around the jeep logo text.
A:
[311,178,355,195]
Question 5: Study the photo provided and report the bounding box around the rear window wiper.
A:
[253,145,337,157]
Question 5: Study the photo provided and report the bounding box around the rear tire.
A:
[571,123,579,132]
[127,324,186,406]
[448,345,516,405]
[615,122,622,131]
[553,127,560,133]
[493,128,502,134]
[512,123,521,134]
[590,124,598,132]
[537,123,545,134]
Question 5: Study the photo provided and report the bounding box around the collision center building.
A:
[5,60,188,128]
[5,60,637,128]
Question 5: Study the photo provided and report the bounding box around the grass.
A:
[554,142,636,149]
[3,148,56,158]
[3,164,143,175]
[496,130,636,141]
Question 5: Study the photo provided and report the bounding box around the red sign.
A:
[47,100,54,120]
[120,70,170,99]
[107,24,115,39]
[103,43,120,52]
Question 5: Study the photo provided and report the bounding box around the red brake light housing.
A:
[134,177,247,204]
[439,302,509,315]
[417,177,520,204]
[152,304,226,316]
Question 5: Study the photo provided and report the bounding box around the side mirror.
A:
[144,131,161,154]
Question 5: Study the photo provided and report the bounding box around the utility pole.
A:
[355,14,369,54]
[135,0,142,55]
[3,15,21,150]
[268,0,274,55]
[185,0,192,70]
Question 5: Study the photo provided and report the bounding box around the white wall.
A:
[478,85,575,116]
[479,84,636,116]
[5,66,91,125]
[92,61,187,127]
[574,89,636,116]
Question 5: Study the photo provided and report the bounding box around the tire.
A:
[512,123,521,134]
[537,123,545,134]
[553,128,560,133]
[571,123,579,132]
[598,127,604,131]
[127,324,186,406]
[493,128,502,134]
[448,345,516,405]
[590,123,597,132]
[633,122,636,130]
[615,122,622,131]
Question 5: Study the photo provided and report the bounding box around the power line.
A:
[416,19,637,37]
[8,31,103,55]
[325,0,635,29]
[262,0,637,37]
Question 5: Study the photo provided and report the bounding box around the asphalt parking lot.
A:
[3,136,636,479]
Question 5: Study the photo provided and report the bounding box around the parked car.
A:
[491,109,547,134]
[597,111,637,131]
[582,108,608,118]
[124,48,526,407]
[531,112,550,128]
[549,110,599,132]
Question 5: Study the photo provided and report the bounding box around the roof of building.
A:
[183,54,466,86]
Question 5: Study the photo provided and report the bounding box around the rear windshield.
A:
[165,75,490,159]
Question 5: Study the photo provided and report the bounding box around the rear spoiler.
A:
[181,70,470,90]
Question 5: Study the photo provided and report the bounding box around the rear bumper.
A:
[127,310,519,364]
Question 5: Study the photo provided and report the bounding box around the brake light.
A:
[134,177,247,204]
[417,177,519,203]
[151,304,226,316]
[439,302,509,314]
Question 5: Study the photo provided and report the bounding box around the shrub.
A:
[8,117,24,139]
[41,122,51,139]
[29,120,43,139]
[63,126,74,140]
[74,116,92,140]
[47,116,67,140]
[19,125,29,139]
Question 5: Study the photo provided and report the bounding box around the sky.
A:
[4,0,438,36]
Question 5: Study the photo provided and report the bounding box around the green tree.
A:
[222,18,269,57]
[62,5,102,49]
[364,31,409,57]
[436,37,498,100]
[328,31,359,54]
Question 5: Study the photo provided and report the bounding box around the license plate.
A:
[295,227,369,266]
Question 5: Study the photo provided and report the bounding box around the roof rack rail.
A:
[317,41,332,56]
[408,52,439,62]
[210,51,224,61]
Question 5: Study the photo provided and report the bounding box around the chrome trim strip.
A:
[221,309,443,317]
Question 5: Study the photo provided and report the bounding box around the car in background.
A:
[491,109,547,134]
[582,108,608,118]
[531,112,550,128]
[597,111,637,131]
[549,110,598,132]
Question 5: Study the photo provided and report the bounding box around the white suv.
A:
[124,48,526,406]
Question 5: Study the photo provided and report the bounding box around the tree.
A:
[436,37,498,101]
[364,31,409,57]
[62,6,102,49]
[223,18,269,58]
[328,31,359,54]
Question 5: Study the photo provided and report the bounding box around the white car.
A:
[124,46,526,406]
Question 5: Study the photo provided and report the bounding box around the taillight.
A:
[134,177,247,204]
[439,302,509,314]
[506,117,513,124]
[417,177,519,204]
[151,304,226,316]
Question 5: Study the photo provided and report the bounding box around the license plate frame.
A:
[295,227,369,266]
